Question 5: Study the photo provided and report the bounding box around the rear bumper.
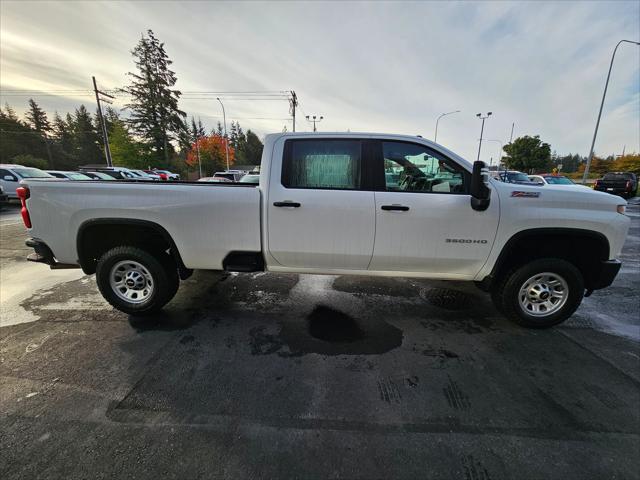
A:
[591,259,622,290]
[25,238,79,269]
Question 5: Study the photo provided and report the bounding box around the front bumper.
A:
[591,259,622,290]
[25,238,79,269]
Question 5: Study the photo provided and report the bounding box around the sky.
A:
[1,0,639,162]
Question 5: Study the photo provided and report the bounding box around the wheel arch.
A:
[76,218,192,279]
[486,228,610,291]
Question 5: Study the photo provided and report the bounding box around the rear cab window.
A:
[282,139,362,190]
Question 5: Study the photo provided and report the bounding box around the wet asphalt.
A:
[0,201,639,479]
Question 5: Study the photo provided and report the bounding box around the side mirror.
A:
[470,161,491,211]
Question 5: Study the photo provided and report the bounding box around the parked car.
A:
[78,166,139,180]
[528,174,584,186]
[0,164,54,199]
[82,171,117,180]
[46,171,94,181]
[0,185,7,206]
[594,172,638,199]
[491,170,538,185]
[214,171,242,181]
[152,169,180,181]
[127,169,161,181]
[239,174,260,183]
[19,132,630,329]
[125,170,155,181]
[198,176,233,183]
[144,169,168,180]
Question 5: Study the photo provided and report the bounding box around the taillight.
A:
[16,186,31,228]
[626,180,631,191]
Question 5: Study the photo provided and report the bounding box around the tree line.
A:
[502,135,639,177]
[0,30,263,175]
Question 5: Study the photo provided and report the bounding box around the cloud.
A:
[1,0,638,160]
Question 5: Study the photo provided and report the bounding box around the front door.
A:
[369,140,499,277]
[267,138,375,270]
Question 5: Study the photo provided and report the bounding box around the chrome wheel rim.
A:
[109,260,154,304]
[518,272,568,317]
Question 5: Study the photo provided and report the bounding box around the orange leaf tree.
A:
[186,134,235,176]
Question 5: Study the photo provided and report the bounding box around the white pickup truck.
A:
[18,133,630,328]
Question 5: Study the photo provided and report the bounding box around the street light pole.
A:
[434,110,460,143]
[305,115,323,132]
[476,112,492,162]
[216,97,230,171]
[582,39,640,183]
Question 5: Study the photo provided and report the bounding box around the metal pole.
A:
[305,115,323,132]
[583,39,640,183]
[477,118,485,162]
[93,76,113,167]
[196,137,202,178]
[216,97,230,171]
[509,122,515,143]
[434,110,460,143]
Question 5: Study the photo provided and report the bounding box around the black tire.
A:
[96,246,179,316]
[492,258,584,328]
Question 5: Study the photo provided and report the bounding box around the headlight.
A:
[617,205,626,214]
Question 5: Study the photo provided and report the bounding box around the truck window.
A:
[282,139,361,190]
[381,141,466,194]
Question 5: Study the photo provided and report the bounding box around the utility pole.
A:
[476,112,492,162]
[216,97,230,171]
[92,76,114,167]
[509,122,515,143]
[195,137,202,178]
[583,39,640,183]
[289,91,298,132]
[305,115,323,132]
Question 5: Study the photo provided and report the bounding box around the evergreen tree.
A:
[122,29,185,165]
[71,105,103,166]
[244,130,264,165]
[215,121,224,136]
[25,98,51,134]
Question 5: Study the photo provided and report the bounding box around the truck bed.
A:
[23,179,262,269]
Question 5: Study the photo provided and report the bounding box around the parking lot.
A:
[1,200,639,479]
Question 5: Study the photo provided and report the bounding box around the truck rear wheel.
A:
[492,258,584,328]
[96,246,179,316]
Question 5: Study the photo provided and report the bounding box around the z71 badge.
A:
[511,191,540,198]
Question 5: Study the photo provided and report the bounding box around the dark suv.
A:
[594,172,638,199]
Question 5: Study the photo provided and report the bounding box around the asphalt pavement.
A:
[1,200,639,479]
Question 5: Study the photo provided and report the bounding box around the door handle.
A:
[273,201,301,208]
[381,204,409,211]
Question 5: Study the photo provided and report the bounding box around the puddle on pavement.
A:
[249,305,403,356]
[307,306,364,343]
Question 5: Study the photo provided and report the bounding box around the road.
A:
[1,200,639,479]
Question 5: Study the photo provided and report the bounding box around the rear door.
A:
[266,137,376,270]
[369,140,499,277]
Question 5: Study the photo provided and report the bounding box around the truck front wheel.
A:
[96,246,179,316]
[493,258,584,328]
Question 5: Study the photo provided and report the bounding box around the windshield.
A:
[90,172,115,180]
[240,175,260,183]
[13,168,54,179]
[544,176,574,185]
[502,172,530,183]
[68,173,92,180]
